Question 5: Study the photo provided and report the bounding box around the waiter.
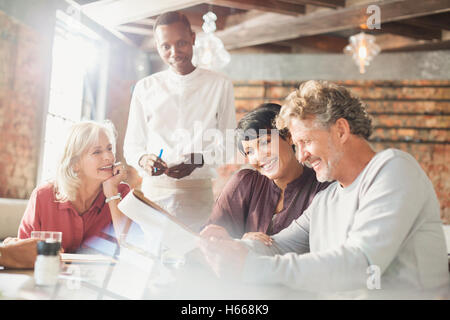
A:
[124,11,236,231]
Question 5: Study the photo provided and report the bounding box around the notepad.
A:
[60,253,117,264]
[118,189,199,256]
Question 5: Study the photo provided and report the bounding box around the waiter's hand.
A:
[165,153,203,179]
[139,154,168,176]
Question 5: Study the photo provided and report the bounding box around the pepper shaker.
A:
[34,240,61,286]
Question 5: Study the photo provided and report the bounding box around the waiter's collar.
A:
[167,66,200,81]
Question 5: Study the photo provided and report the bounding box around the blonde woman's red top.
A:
[18,182,130,253]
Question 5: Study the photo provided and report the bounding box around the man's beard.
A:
[304,137,343,183]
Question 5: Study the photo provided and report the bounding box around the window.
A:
[39,10,108,183]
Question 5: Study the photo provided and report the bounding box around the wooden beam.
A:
[209,0,305,16]
[132,18,156,26]
[222,10,268,28]
[229,43,293,53]
[278,34,349,52]
[185,3,246,18]
[81,0,206,26]
[280,0,345,8]
[215,0,450,50]
[382,39,450,52]
[400,12,450,30]
[115,25,153,36]
[180,11,206,29]
[374,22,442,41]
[373,34,422,51]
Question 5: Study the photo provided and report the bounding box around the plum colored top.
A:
[206,167,331,238]
[18,182,130,253]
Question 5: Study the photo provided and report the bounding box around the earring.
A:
[70,167,79,177]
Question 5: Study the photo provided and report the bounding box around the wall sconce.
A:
[193,11,230,70]
[344,32,380,74]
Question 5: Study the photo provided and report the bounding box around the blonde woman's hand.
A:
[242,232,273,246]
[102,162,128,198]
[124,165,142,189]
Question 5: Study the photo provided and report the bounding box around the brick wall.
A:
[230,80,450,224]
[0,11,46,199]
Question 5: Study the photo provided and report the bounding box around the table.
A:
[0,247,319,300]
[1,246,448,300]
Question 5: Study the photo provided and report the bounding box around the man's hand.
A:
[165,153,203,179]
[200,224,232,240]
[198,235,248,280]
[0,238,39,269]
[139,154,168,176]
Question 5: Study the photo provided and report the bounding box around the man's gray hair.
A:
[276,80,373,139]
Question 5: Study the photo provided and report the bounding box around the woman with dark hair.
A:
[202,103,331,245]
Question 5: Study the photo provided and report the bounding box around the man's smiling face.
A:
[289,116,343,183]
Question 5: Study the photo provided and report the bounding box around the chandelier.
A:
[193,11,230,70]
[344,32,380,74]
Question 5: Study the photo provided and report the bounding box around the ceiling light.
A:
[193,11,230,70]
[344,32,380,74]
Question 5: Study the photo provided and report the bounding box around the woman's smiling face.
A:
[241,132,295,181]
[76,131,116,183]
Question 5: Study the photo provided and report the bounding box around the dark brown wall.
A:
[0,10,47,198]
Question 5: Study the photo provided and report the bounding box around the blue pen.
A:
[154,149,163,173]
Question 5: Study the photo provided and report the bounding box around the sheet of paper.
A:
[118,191,198,256]
[443,225,450,254]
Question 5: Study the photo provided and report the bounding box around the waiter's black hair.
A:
[153,11,193,33]
[236,103,290,155]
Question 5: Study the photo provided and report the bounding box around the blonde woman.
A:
[18,121,132,253]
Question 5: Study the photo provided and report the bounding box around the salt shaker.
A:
[34,240,61,286]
